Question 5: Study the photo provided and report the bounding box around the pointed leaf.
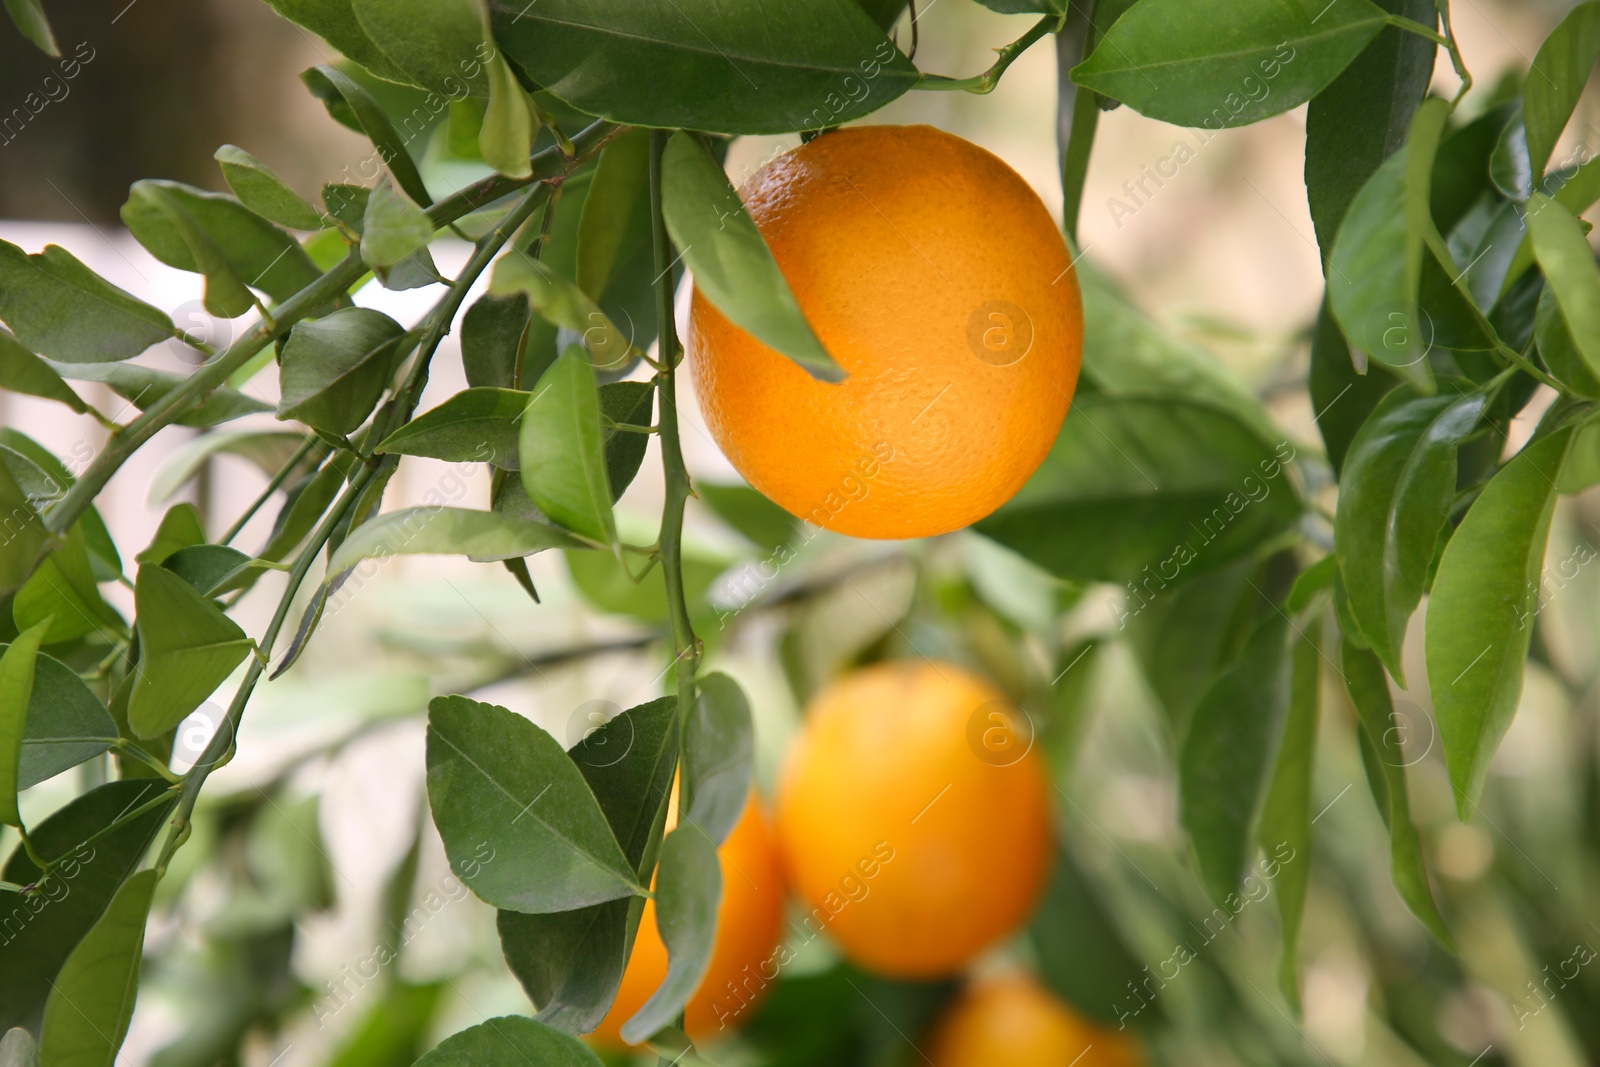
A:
[1523,2,1600,179]
[14,524,124,644]
[277,307,405,434]
[149,430,309,504]
[1535,284,1600,399]
[161,545,271,597]
[1334,384,1486,680]
[1342,641,1454,947]
[411,1016,604,1067]
[1071,0,1388,128]
[301,66,433,208]
[361,180,435,268]
[259,0,413,84]
[619,825,720,1044]
[1028,850,1154,1028]
[1258,622,1320,1009]
[326,506,582,575]
[1526,193,1600,382]
[599,381,654,501]
[697,482,796,552]
[0,621,50,827]
[480,49,535,180]
[661,132,840,382]
[489,0,917,135]
[134,502,205,565]
[682,673,752,845]
[519,349,615,545]
[127,565,251,739]
[120,181,320,305]
[214,144,325,230]
[13,649,114,791]
[350,0,490,97]
[46,361,271,429]
[425,695,640,912]
[376,387,527,468]
[577,130,651,300]
[0,780,175,1033]
[128,183,254,318]
[0,330,88,414]
[490,254,633,372]
[2,0,57,54]
[0,241,172,363]
[38,869,156,1067]
[1179,611,1292,903]
[1427,426,1574,814]
[0,462,48,597]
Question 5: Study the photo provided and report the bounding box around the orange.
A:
[774,661,1053,977]
[688,124,1082,540]
[925,972,1145,1067]
[589,790,787,1047]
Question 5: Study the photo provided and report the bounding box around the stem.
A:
[40,120,619,543]
[1392,7,1471,105]
[1055,1,1099,245]
[648,130,702,793]
[917,15,1060,94]
[106,739,183,783]
[220,435,325,545]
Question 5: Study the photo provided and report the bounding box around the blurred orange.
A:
[589,789,787,1046]
[926,972,1144,1067]
[775,660,1053,977]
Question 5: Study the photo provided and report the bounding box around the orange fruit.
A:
[925,972,1144,1067]
[688,124,1082,540]
[589,790,787,1047]
[774,661,1053,977]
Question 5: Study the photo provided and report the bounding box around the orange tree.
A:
[0,1,1599,1065]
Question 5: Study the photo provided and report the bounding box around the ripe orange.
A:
[589,789,787,1047]
[688,124,1082,541]
[925,973,1144,1067]
[774,661,1053,977]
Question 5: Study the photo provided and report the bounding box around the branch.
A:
[916,15,1060,94]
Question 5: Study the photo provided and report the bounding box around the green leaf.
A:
[1327,96,1450,374]
[376,387,526,468]
[490,253,633,373]
[1526,193,1600,382]
[1522,2,1600,179]
[1342,641,1454,947]
[38,869,156,1067]
[0,330,87,414]
[1179,611,1291,903]
[148,430,309,505]
[0,1027,39,1067]
[350,0,489,96]
[499,696,678,1031]
[410,1016,604,1067]
[322,183,370,231]
[13,648,115,791]
[1072,0,1387,128]
[3,0,57,55]
[1489,111,1533,201]
[120,181,321,307]
[974,395,1301,584]
[13,524,124,645]
[1304,0,1436,258]
[1535,284,1600,399]
[127,564,252,739]
[0,780,175,1033]
[129,184,254,318]
[0,241,173,364]
[619,825,720,1044]
[162,545,270,597]
[424,695,640,912]
[577,130,651,300]
[0,620,49,826]
[277,307,405,435]
[1427,425,1574,815]
[480,48,535,180]
[661,132,840,382]
[45,362,271,429]
[214,144,325,230]
[461,292,531,390]
[360,180,435,268]
[697,482,796,552]
[301,66,433,208]
[1028,850,1154,1029]
[682,673,752,845]
[599,381,654,501]
[519,350,616,545]
[326,506,582,575]
[135,502,206,565]
[1310,299,1401,475]
[1334,384,1486,680]
[259,0,414,84]
[489,0,917,135]
[0,463,48,597]
[1257,622,1320,1009]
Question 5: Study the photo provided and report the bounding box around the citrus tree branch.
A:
[917,15,1060,94]
[1055,1,1099,244]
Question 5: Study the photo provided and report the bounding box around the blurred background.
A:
[2,1,1599,1065]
